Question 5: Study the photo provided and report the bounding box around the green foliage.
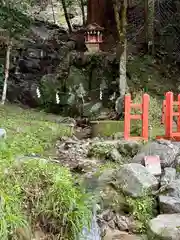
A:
[38,70,88,114]
[126,195,155,233]
[127,56,155,88]
[0,104,91,239]
[88,143,114,159]
[0,0,32,39]
[127,55,175,96]
[1,159,92,239]
[62,0,87,8]
[91,120,124,137]
[93,161,118,178]
[65,0,75,6]
[0,105,72,162]
[0,179,27,239]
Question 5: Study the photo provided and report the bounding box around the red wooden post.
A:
[124,93,149,141]
[164,92,173,138]
[177,94,180,132]
[157,92,180,141]
[142,94,149,141]
[124,94,131,140]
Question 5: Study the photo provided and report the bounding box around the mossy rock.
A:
[88,141,115,159]
[90,120,124,137]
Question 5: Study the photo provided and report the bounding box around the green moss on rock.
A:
[90,120,124,137]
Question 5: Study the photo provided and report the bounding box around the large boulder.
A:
[167,179,180,198]
[159,195,180,213]
[160,167,176,186]
[96,169,127,212]
[109,148,123,163]
[132,140,179,168]
[103,227,148,240]
[159,179,180,214]
[29,1,86,30]
[7,20,72,108]
[88,140,142,161]
[114,163,158,197]
[117,140,142,158]
[148,214,180,240]
[67,66,88,90]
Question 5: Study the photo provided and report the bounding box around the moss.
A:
[90,120,124,137]
[93,161,118,178]
[88,142,115,159]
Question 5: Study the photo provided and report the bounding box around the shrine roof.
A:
[86,23,104,31]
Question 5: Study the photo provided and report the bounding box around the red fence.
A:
[124,93,149,141]
[157,91,180,140]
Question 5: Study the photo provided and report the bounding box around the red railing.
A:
[124,93,150,141]
[157,91,180,140]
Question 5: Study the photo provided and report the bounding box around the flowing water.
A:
[79,205,101,240]
[79,176,101,240]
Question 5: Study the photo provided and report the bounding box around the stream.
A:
[79,175,101,240]
[80,205,101,240]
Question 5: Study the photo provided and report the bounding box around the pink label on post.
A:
[144,155,161,176]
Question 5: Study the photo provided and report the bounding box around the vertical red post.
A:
[124,94,131,140]
[177,94,180,132]
[142,94,149,141]
[165,92,173,138]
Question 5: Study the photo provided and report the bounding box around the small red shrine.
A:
[85,23,104,53]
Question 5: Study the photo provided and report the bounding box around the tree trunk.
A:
[50,0,56,24]
[144,0,148,52]
[113,0,128,114]
[1,39,12,105]
[87,0,106,26]
[148,0,155,55]
[144,0,155,54]
[61,0,72,33]
[79,0,85,25]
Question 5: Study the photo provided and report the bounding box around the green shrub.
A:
[126,195,155,233]
[0,105,90,239]
[88,143,114,159]
[0,159,92,239]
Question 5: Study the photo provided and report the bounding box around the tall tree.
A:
[0,1,31,104]
[87,0,106,26]
[148,0,155,55]
[144,0,148,52]
[113,0,128,114]
[78,0,85,26]
[144,0,155,54]
[50,0,56,24]
[1,38,11,105]
[61,0,72,33]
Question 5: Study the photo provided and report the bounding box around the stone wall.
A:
[6,20,120,116]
